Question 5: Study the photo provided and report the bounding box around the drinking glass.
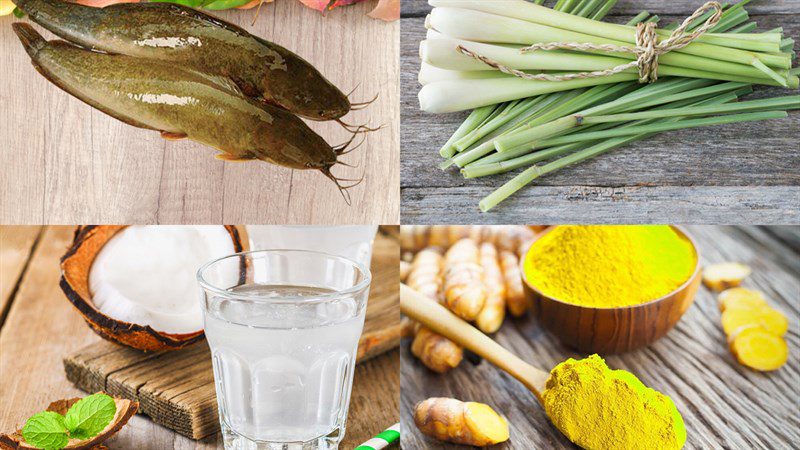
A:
[245,226,378,267]
[197,250,371,450]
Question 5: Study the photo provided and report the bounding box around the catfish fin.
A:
[215,152,257,162]
[160,131,188,140]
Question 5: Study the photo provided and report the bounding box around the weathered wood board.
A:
[0,0,400,224]
[400,226,800,449]
[0,227,399,448]
[400,0,800,223]
[62,230,400,439]
[0,226,41,319]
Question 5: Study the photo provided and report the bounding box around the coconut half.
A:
[60,225,247,352]
[0,394,137,450]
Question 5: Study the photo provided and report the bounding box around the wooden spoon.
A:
[400,283,549,399]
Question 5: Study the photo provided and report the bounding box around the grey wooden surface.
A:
[400,226,800,449]
[0,0,400,224]
[400,0,800,224]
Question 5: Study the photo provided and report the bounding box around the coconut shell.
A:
[0,394,137,450]
[60,225,247,352]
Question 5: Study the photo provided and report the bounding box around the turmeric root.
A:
[718,287,767,312]
[500,250,530,317]
[407,246,463,373]
[476,242,506,334]
[401,225,537,255]
[400,260,412,283]
[414,398,510,446]
[407,247,445,302]
[411,327,464,373]
[721,304,788,337]
[444,239,486,321]
[728,325,788,371]
[703,262,752,291]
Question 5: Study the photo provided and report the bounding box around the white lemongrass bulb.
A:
[419,73,636,114]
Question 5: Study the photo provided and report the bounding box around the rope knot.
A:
[456,1,723,83]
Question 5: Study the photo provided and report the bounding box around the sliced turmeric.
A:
[703,262,752,291]
[411,327,464,374]
[729,325,788,371]
[407,246,463,373]
[500,250,530,317]
[721,304,789,337]
[443,239,486,321]
[475,242,507,334]
[718,287,767,312]
[414,397,509,446]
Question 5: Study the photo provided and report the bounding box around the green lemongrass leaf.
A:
[625,11,650,26]
[22,412,69,450]
[64,393,116,440]
[12,6,25,17]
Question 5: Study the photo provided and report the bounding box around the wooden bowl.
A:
[521,226,702,354]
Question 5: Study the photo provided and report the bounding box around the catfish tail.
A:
[12,23,47,59]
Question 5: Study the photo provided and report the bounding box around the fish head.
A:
[267,77,351,121]
[253,113,337,170]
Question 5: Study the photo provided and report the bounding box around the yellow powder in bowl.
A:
[524,225,696,308]
[542,354,686,450]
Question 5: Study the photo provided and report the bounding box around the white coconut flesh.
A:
[89,226,235,334]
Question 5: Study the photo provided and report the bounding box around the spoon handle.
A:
[400,283,549,396]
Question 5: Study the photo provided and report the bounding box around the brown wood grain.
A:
[0,0,400,224]
[400,226,800,449]
[400,1,800,223]
[0,226,400,448]
[0,226,41,320]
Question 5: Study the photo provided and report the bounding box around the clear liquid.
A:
[204,284,365,443]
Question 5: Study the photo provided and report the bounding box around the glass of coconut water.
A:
[197,250,371,450]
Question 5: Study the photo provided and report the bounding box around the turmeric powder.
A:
[524,225,696,308]
[542,354,686,450]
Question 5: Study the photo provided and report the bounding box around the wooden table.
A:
[0,226,399,449]
[0,0,399,224]
[400,0,800,224]
[401,226,800,449]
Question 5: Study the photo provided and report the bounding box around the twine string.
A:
[456,1,723,83]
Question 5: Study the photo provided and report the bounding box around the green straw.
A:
[355,423,400,450]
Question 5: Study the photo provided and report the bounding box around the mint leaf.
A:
[63,393,116,440]
[21,411,69,450]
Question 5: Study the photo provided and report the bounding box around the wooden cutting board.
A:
[63,231,400,440]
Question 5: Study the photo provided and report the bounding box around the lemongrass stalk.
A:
[791,67,800,77]
[449,89,589,166]
[454,96,546,151]
[781,38,794,52]
[567,95,800,124]
[418,63,511,85]
[428,0,787,64]
[495,78,713,149]
[730,22,758,34]
[426,8,788,79]
[446,8,650,169]
[422,35,780,84]
[452,82,638,166]
[478,111,787,212]
[590,0,618,20]
[419,73,639,114]
[575,0,604,17]
[532,111,788,145]
[439,104,495,158]
[554,0,566,9]
[626,11,650,26]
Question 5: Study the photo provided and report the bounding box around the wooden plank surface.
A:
[0,0,400,224]
[0,226,400,448]
[400,226,800,449]
[0,226,41,320]
[400,0,800,224]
